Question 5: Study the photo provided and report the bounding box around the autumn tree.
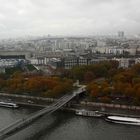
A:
[84,71,95,83]
[87,82,101,98]
[0,78,5,90]
[100,81,112,96]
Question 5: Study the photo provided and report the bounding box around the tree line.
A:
[0,72,73,98]
[58,60,140,105]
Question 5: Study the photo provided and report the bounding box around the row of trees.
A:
[55,60,140,105]
[0,72,73,98]
[86,63,140,105]
[58,60,119,82]
[1,60,140,104]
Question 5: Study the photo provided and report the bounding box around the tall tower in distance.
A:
[118,31,124,38]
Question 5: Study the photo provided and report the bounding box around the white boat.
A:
[105,116,140,125]
[75,109,103,117]
[0,101,18,108]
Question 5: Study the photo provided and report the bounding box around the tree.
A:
[98,96,111,103]
[134,84,140,99]
[124,84,135,97]
[113,74,126,83]
[132,77,140,84]
[25,77,48,94]
[7,78,25,93]
[132,63,140,75]
[71,66,86,81]
[109,60,119,69]
[84,71,95,83]
[87,82,100,98]
[112,82,126,95]
[0,78,5,90]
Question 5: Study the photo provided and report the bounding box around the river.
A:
[0,107,140,140]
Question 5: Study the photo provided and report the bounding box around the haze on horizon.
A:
[0,0,140,38]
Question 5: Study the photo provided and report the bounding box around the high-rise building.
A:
[118,31,124,38]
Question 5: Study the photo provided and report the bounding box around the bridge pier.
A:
[66,102,71,107]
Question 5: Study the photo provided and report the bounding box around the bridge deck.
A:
[0,86,86,140]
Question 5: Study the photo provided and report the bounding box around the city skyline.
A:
[0,0,140,38]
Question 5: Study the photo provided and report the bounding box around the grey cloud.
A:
[0,0,139,38]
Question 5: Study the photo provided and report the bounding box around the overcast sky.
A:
[0,0,140,38]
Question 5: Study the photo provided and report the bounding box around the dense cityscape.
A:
[0,33,140,140]
[0,0,140,139]
[1,32,140,71]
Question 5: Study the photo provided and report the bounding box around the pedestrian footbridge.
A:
[0,85,86,140]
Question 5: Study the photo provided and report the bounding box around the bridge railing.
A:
[0,85,86,139]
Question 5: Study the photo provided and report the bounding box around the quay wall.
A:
[0,93,140,114]
[80,101,140,111]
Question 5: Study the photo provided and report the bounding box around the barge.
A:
[75,109,103,117]
[0,101,18,108]
[105,116,140,125]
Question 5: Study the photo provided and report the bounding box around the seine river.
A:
[0,107,140,140]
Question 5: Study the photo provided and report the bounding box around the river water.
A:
[0,107,140,140]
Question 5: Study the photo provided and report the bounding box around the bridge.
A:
[0,85,86,140]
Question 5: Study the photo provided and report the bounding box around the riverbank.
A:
[0,93,140,117]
